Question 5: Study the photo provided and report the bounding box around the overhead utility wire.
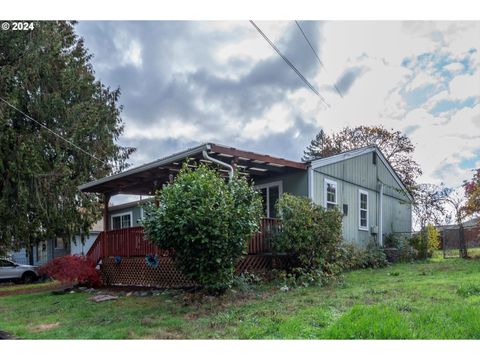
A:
[294,20,343,98]
[249,20,330,107]
[0,96,109,166]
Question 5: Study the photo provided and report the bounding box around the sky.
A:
[75,21,480,203]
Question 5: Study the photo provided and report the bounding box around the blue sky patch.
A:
[430,96,478,115]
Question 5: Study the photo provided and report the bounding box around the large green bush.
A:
[411,224,440,259]
[142,163,263,294]
[272,194,343,285]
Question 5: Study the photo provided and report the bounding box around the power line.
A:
[0,96,109,166]
[249,20,330,107]
[294,20,343,98]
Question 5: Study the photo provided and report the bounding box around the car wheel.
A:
[22,272,36,284]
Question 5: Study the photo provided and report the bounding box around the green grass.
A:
[1,258,480,339]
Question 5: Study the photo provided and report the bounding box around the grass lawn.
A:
[1,258,480,339]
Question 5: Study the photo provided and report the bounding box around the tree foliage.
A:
[464,168,480,218]
[38,255,101,287]
[302,125,422,191]
[142,163,263,294]
[411,183,448,230]
[0,21,134,255]
[411,224,440,259]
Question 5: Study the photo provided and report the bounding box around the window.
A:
[54,237,64,249]
[111,212,132,230]
[254,181,283,218]
[359,189,368,231]
[0,260,14,267]
[324,179,337,209]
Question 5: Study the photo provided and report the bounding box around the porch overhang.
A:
[79,143,307,196]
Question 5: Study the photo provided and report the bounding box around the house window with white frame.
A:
[324,179,337,210]
[111,212,132,230]
[359,189,368,231]
[255,181,282,218]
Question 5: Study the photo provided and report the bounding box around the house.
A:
[80,143,412,246]
[8,236,70,266]
[78,143,413,286]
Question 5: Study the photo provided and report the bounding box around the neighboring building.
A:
[70,219,104,256]
[9,236,70,266]
[80,143,413,247]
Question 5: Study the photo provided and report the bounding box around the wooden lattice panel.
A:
[101,255,285,288]
[101,256,195,288]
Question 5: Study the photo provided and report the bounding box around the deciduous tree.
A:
[303,125,422,191]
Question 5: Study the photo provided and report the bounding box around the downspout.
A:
[379,182,384,246]
[202,150,234,180]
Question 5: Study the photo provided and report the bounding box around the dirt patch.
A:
[30,322,60,332]
[0,283,68,297]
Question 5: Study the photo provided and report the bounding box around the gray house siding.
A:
[109,205,144,229]
[9,238,69,266]
[254,171,309,197]
[312,151,412,246]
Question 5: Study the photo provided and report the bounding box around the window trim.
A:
[324,178,338,209]
[254,180,283,218]
[358,189,369,231]
[110,211,133,230]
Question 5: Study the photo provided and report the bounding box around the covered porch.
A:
[79,143,305,285]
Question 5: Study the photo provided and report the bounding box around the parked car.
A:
[0,258,38,283]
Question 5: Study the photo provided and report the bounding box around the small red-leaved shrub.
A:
[38,255,101,287]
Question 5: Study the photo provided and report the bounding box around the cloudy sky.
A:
[76,21,480,201]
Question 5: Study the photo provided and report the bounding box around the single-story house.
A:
[77,142,413,286]
[80,143,412,247]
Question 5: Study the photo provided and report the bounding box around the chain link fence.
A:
[440,225,480,258]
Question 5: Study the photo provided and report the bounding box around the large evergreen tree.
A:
[302,125,422,191]
[0,21,135,256]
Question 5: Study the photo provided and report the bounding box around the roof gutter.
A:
[202,148,234,180]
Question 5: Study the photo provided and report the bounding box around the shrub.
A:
[142,163,263,294]
[38,255,101,287]
[271,194,343,285]
[338,241,388,270]
[411,224,440,259]
[383,233,416,262]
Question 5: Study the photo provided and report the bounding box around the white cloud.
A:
[443,62,464,72]
[449,72,480,100]
[242,103,294,140]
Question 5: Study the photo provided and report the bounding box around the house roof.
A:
[79,143,306,196]
[310,145,414,202]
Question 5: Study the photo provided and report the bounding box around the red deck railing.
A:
[87,218,281,264]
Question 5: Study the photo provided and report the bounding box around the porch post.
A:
[103,193,111,232]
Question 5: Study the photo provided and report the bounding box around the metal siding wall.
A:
[313,170,377,246]
[382,196,412,234]
[254,171,309,197]
[312,152,412,245]
[377,160,410,202]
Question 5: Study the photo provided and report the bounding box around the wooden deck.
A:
[87,218,281,263]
